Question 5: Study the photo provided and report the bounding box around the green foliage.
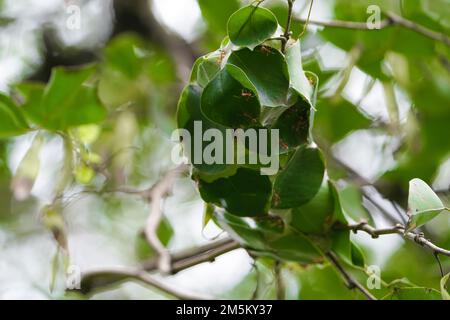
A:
[16,65,106,131]
[0,94,29,138]
[201,65,260,128]
[272,146,325,209]
[383,287,442,300]
[228,5,278,48]
[177,2,363,273]
[135,218,174,261]
[406,178,447,231]
[198,168,272,217]
[99,33,175,109]
[228,47,290,107]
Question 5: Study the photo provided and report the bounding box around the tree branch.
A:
[80,267,213,300]
[281,0,296,52]
[141,237,241,274]
[295,16,392,30]
[385,12,450,47]
[274,260,285,300]
[326,252,377,300]
[294,11,450,47]
[143,166,186,274]
[79,238,241,296]
[348,221,450,257]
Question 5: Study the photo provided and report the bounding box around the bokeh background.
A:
[0,0,449,299]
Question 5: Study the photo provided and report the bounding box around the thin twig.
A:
[348,222,450,257]
[294,11,450,47]
[274,260,285,300]
[80,267,213,300]
[145,238,242,274]
[434,252,445,278]
[326,252,377,300]
[281,0,295,53]
[144,165,187,274]
[385,12,450,47]
[80,238,241,296]
[298,0,314,38]
[295,16,392,30]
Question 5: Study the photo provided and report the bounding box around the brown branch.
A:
[80,267,213,300]
[385,12,450,47]
[326,252,377,300]
[141,237,241,274]
[281,0,296,53]
[295,11,450,47]
[79,238,241,296]
[348,221,450,257]
[295,16,392,30]
[143,165,187,274]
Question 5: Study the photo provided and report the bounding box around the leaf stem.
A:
[293,11,450,47]
[274,260,285,300]
[281,0,295,52]
[298,0,314,38]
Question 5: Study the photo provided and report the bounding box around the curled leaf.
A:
[406,178,446,231]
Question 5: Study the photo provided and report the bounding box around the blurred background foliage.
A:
[0,0,449,299]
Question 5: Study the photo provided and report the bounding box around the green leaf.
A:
[202,202,215,229]
[290,180,334,234]
[294,264,361,299]
[328,180,348,224]
[227,5,278,48]
[441,273,450,300]
[285,41,314,105]
[197,55,221,88]
[99,34,175,108]
[271,96,310,153]
[201,65,260,128]
[0,94,29,138]
[214,211,268,250]
[177,84,233,176]
[406,178,446,231]
[79,271,132,295]
[135,218,174,261]
[16,65,107,131]
[198,168,272,217]
[331,229,364,268]
[383,287,442,300]
[74,164,95,185]
[337,185,373,223]
[272,146,325,209]
[253,215,285,234]
[351,242,365,268]
[267,232,323,263]
[228,47,290,107]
